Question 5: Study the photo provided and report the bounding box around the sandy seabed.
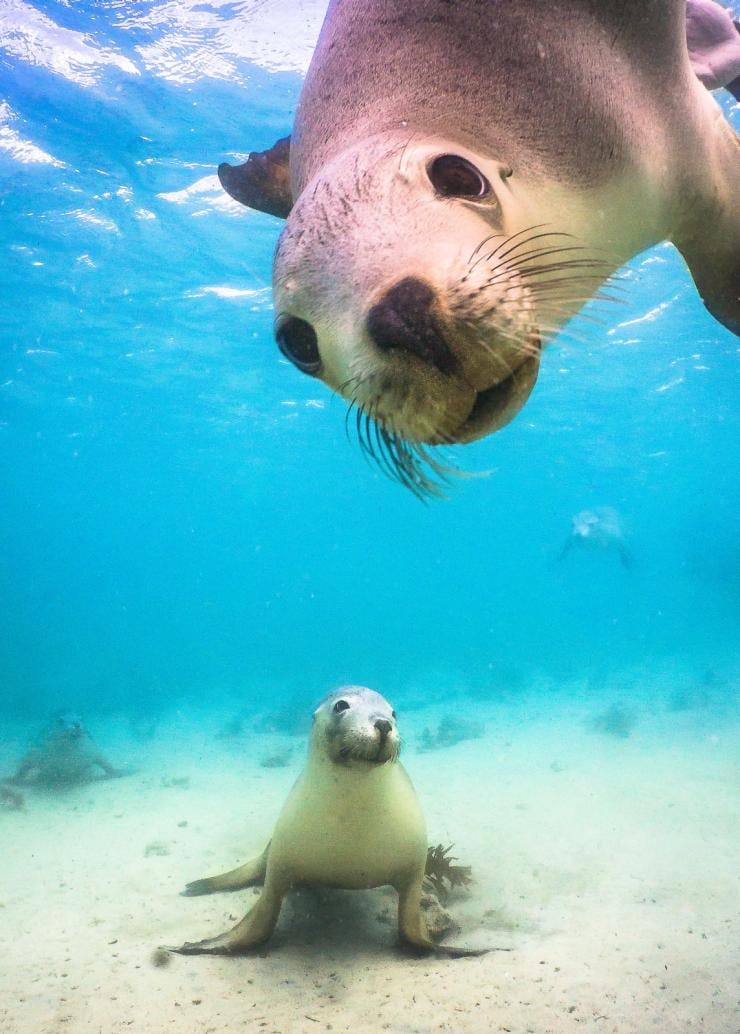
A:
[0,686,737,1034]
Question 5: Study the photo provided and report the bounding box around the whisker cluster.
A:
[348,398,465,501]
[339,224,626,500]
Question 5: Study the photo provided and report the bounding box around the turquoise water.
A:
[1,5,739,1031]
[1,4,738,722]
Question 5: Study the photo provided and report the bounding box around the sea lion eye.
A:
[391,711,397,719]
[275,315,321,375]
[428,155,491,199]
[333,700,350,713]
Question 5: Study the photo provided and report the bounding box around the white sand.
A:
[0,690,737,1034]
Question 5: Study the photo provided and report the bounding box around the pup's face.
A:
[313,685,400,766]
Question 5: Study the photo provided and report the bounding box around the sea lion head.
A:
[571,506,623,543]
[52,711,85,741]
[312,685,400,767]
[572,510,600,540]
[272,134,573,468]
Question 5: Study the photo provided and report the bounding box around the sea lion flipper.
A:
[673,125,740,336]
[218,136,292,218]
[93,753,123,778]
[675,229,740,335]
[397,873,488,958]
[181,844,270,896]
[172,873,286,955]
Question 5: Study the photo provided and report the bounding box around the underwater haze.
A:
[0,3,738,1033]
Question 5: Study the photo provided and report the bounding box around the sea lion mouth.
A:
[451,347,540,444]
[336,738,398,766]
[342,343,540,499]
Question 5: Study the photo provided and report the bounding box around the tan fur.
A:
[170,687,484,957]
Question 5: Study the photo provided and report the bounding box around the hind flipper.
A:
[170,868,286,955]
[218,136,292,218]
[182,843,270,896]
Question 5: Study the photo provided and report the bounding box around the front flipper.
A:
[218,136,292,218]
[397,874,490,958]
[181,844,270,896]
[676,222,739,335]
[169,871,286,955]
[673,124,739,335]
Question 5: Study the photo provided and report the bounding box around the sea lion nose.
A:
[374,719,392,738]
[366,277,457,374]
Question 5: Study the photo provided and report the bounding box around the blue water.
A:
[1,7,739,1032]
[1,0,738,730]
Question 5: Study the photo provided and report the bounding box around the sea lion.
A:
[219,0,739,495]
[559,506,631,568]
[170,686,485,957]
[5,712,124,786]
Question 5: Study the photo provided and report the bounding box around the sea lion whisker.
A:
[494,256,612,277]
[486,227,575,266]
[374,422,420,495]
[467,225,567,273]
[487,234,582,266]
[467,231,507,268]
[466,227,552,275]
[371,404,405,483]
[490,244,590,271]
[542,279,628,300]
[491,231,621,270]
[486,264,611,288]
[388,425,437,497]
[488,265,610,288]
[479,224,553,259]
[360,407,379,464]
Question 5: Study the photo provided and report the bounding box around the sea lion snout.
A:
[366,277,457,375]
[374,718,393,739]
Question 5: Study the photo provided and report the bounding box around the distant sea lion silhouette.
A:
[218,0,738,496]
[169,687,486,957]
[559,507,631,568]
[5,712,124,786]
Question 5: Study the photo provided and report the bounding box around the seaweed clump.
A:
[424,843,473,900]
[419,715,484,752]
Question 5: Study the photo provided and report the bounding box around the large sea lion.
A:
[170,686,485,957]
[219,0,739,495]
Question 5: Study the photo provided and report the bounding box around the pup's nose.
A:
[374,719,392,737]
[366,277,457,374]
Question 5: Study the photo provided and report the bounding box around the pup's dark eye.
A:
[391,711,397,719]
[428,154,490,199]
[333,699,350,713]
[275,315,321,375]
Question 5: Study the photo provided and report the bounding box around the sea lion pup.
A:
[219,0,738,495]
[171,687,485,957]
[5,712,123,786]
[559,506,631,568]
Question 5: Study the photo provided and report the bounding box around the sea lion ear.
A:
[217,135,292,218]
